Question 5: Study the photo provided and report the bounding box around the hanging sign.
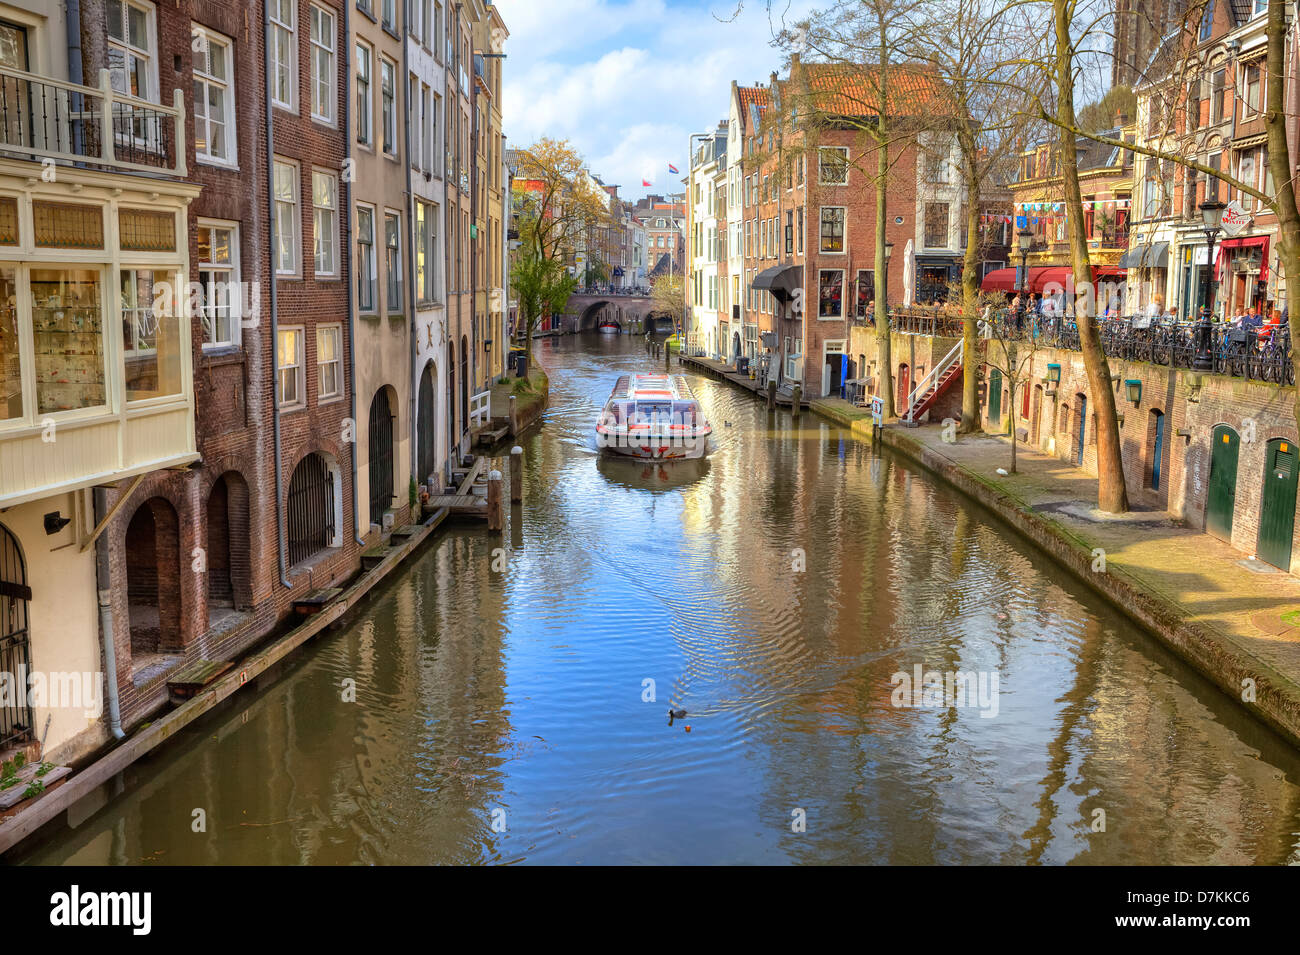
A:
[1220,200,1251,237]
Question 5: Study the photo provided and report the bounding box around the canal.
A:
[16,333,1300,864]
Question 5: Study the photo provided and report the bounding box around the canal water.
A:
[17,333,1300,865]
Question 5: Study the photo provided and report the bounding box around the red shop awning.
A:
[980,265,1125,294]
[1215,235,1270,281]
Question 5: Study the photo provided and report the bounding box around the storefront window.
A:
[32,268,105,413]
[120,269,182,401]
[0,268,19,421]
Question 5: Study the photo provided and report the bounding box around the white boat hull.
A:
[602,434,710,461]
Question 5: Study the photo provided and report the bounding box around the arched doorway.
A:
[460,336,469,434]
[287,453,337,566]
[732,331,741,362]
[206,472,251,623]
[1205,425,1240,540]
[447,341,457,449]
[1031,384,1043,443]
[125,498,182,655]
[418,361,437,484]
[1257,437,1298,570]
[987,366,1002,426]
[368,387,395,524]
[0,523,32,749]
[1073,393,1087,466]
[897,363,910,416]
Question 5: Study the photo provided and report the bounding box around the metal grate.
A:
[287,454,334,566]
[368,389,395,522]
[0,523,32,750]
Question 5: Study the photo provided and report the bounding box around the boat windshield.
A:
[635,401,672,420]
[672,401,699,426]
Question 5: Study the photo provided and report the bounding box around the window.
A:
[356,43,372,146]
[1205,151,1223,202]
[1200,0,1215,41]
[197,222,239,348]
[1211,68,1227,123]
[107,0,156,102]
[796,207,803,253]
[269,0,295,110]
[317,325,342,399]
[385,211,402,312]
[192,26,235,165]
[313,169,338,276]
[820,207,845,253]
[120,269,182,401]
[924,202,950,248]
[277,327,303,407]
[273,159,300,274]
[818,270,844,319]
[358,0,372,15]
[381,58,397,155]
[416,200,438,303]
[309,5,336,124]
[357,205,376,311]
[856,270,875,316]
[925,146,950,183]
[382,0,396,31]
[1243,62,1261,116]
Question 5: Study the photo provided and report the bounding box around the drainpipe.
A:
[343,3,365,547]
[92,489,123,740]
[402,11,420,490]
[264,0,292,589]
[470,65,479,404]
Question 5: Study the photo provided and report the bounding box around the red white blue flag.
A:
[668,163,679,174]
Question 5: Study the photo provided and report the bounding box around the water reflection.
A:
[15,333,1300,866]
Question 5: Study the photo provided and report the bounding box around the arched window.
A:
[125,498,183,654]
[368,388,396,523]
[0,523,31,749]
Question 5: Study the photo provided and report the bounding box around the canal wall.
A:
[878,424,1300,752]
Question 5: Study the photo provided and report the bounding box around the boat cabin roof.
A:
[609,374,697,403]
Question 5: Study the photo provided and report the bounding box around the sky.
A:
[494,0,815,202]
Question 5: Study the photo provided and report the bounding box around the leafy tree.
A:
[511,228,577,361]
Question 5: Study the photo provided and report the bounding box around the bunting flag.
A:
[668,163,680,174]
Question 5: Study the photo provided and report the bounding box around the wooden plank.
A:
[167,659,233,688]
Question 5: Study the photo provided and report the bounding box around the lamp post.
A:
[882,240,894,321]
[1195,198,1225,371]
[1016,227,1034,328]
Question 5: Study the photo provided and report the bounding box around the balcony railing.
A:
[0,66,186,177]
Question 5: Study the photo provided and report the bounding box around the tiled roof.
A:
[737,85,771,115]
[798,62,946,118]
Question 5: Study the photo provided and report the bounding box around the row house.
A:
[725,83,764,368]
[1005,128,1134,304]
[687,124,726,359]
[472,5,508,388]
[1128,0,1283,320]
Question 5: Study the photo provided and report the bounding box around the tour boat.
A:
[596,374,712,460]
[598,321,620,334]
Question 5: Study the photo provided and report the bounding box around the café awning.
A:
[980,265,1125,294]
[1117,241,1169,269]
[1216,235,1270,281]
[752,264,804,303]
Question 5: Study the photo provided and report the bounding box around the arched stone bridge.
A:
[563,292,677,334]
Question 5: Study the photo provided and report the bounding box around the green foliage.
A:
[511,234,578,343]
[409,477,418,511]
[21,779,43,800]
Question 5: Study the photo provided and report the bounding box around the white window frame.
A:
[269,0,296,111]
[385,209,403,313]
[380,57,398,157]
[277,325,305,408]
[309,4,337,125]
[356,40,373,147]
[819,206,847,255]
[316,324,342,400]
[273,158,301,276]
[107,0,159,104]
[356,202,377,312]
[192,25,237,167]
[313,168,339,277]
[197,219,241,349]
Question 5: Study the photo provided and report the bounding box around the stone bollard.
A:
[664,342,671,369]
[791,385,802,416]
[767,380,777,411]
[487,469,504,532]
[509,394,518,435]
[510,446,523,504]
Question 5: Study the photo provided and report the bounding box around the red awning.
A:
[980,265,1125,294]
[1215,235,1269,281]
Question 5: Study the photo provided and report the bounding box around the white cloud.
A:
[495,0,816,200]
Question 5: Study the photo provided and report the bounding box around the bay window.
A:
[120,267,182,401]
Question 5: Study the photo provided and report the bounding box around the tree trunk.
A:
[1054,0,1129,513]
[1010,382,1018,473]
[875,132,894,418]
[1267,0,1300,438]
[960,143,982,433]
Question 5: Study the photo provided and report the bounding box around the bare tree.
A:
[982,305,1042,474]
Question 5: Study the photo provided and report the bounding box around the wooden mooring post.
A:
[487,468,504,532]
[509,394,518,435]
[766,380,776,411]
[791,385,802,416]
[510,446,523,504]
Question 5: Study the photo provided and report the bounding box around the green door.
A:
[987,367,1002,425]
[1257,438,1299,570]
[1205,425,1239,541]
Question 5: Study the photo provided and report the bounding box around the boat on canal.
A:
[598,320,620,334]
[595,373,712,460]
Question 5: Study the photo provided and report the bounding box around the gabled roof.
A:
[797,61,946,119]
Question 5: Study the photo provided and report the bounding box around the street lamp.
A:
[1195,198,1225,371]
[882,241,894,318]
[1016,227,1034,326]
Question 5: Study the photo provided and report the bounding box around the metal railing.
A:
[0,66,186,177]
[903,338,963,423]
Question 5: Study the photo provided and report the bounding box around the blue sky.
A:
[494,0,814,201]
